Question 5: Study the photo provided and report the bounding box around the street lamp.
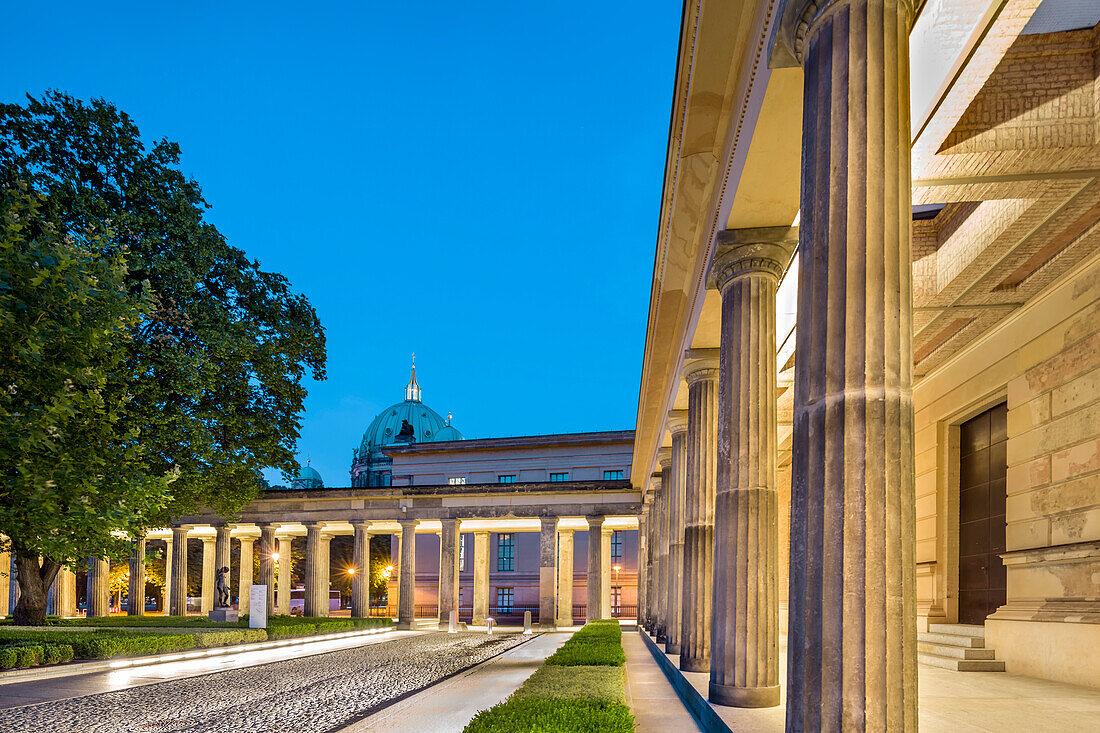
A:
[272,552,280,563]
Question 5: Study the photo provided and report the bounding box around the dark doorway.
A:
[958,403,1008,625]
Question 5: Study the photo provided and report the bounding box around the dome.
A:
[433,424,464,442]
[291,463,324,490]
[359,398,450,455]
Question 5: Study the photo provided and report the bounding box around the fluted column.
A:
[646,480,660,632]
[238,536,255,614]
[777,0,918,728]
[200,536,215,613]
[259,524,277,614]
[638,503,649,628]
[586,515,604,620]
[601,527,612,618]
[396,519,417,629]
[170,526,189,616]
[0,548,9,618]
[471,531,490,625]
[56,567,76,617]
[438,519,460,628]
[708,229,795,707]
[681,360,718,671]
[655,451,672,642]
[304,523,331,617]
[277,537,293,615]
[538,517,558,629]
[128,539,146,616]
[87,557,109,617]
[352,522,372,618]
[214,525,232,606]
[163,537,173,614]
[666,411,688,655]
[555,529,574,626]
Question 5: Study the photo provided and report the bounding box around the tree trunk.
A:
[13,548,61,626]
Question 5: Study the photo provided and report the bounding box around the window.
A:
[550,472,569,482]
[496,587,514,614]
[498,474,516,484]
[611,587,622,616]
[448,477,467,485]
[459,534,466,572]
[604,470,624,480]
[497,533,514,571]
[611,530,623,563]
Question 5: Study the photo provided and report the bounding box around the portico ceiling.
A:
[634,0,1098,481]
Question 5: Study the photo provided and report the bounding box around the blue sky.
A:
[2,2,680,486]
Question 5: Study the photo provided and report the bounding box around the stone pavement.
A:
[0,632,529,733]
[621,628,701,732]
[340,631,569,732]
[643,629,1100,733]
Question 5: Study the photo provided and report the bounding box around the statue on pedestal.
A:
[215,566,231,608]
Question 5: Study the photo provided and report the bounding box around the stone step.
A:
[918,652,1005,672]
[917,641,997,660]
[928,623,986,638]
[918,631,985,648]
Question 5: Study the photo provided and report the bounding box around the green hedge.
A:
[262,616,392,640]
[544,620,625,667]
[0,643,75,670]
[463,622,634,732]
[50,615,230,628]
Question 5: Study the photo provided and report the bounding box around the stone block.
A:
[208,608,239,623]
[915,492,937,521]
[1030,473,1100,517]
[987,618,1100,690]
[1051,437,1100,483]
[1006,517,1050,551]
[1006,393,1050,435]
[1051,367,1100,417]
[1051,506,1100,546]
[1016,332,1099,402]
[1006,455,1050,493]
[1007,402,1100,464]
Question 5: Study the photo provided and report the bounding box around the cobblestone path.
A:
[0,632,529,733]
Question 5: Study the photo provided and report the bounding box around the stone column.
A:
[47,573,58,616]
[396,520,417,629]
[655,451,672,642]
[200,536,215,613]
[472,531,490,625]
[638,504,649,627]
[777,0,918,727]
[601,528,613,618]
[7,555,17,615]
[538,517,558,629]
[128,538,146,616]
[214,525,232,605]
[259,524,277,614]
[238,536,255,614]
[646,481,660,632]
[170,526,189,616]
[555,529,575,626]
[0,548,9,618]
[57,567,76,618]
[438,519,460,628]
[163,537,173,614]
[391,532,401,616]
[277,537,293,615]
[666,412,689,655]
[586,515,604,621]
[352,522,372,618]
[681,360,718,671]
[304,522,331,617]
[86,557,109,617]
[707,229,795,707]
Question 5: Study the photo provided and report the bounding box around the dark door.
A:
[958,403,1008,625]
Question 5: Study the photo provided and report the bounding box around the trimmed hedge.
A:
[263,616,392,640]
[0,643,75,670]
[50,615,230,628]
[463,621,634,732]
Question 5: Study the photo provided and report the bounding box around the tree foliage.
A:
[0,91,326,623]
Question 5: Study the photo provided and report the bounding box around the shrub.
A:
[544,622,625,667]
[190,629,267,648]
[465,698,634,733]
[0,643,74,670]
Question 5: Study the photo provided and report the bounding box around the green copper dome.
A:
[291,463,324,490]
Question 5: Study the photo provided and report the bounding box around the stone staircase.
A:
[918,623,1005,671]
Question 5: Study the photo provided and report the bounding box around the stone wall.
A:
[912,249,1100,687]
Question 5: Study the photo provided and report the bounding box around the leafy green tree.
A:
[0,92,326,624]
[0,186,172,623]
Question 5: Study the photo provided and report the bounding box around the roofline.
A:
[381,429,636,454]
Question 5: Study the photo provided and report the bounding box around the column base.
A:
[555,617,573,627]
[665,642,681,655]
[539,621,557,631]
[472,617,487,626]
[656,631,667,643]
[709,682,781,708]
[438,620,468,631]
[396,620,414,630]
[679,654,709,673]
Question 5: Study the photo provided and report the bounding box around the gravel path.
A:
[0,632,530,733]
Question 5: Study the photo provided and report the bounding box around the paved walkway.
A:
[644,630,1100,733]
[340,631,570,732]
[621,630,702,732]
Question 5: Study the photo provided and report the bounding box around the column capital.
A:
[773,0,916,67]
[397,518,419,531]
[708,227,797,291]
[682,357,719,386]
[539,516,559,530]
[586,515,605,530]
[666,410,689,436]
[657,448,672,473]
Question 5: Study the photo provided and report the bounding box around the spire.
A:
[404,353,421,402]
